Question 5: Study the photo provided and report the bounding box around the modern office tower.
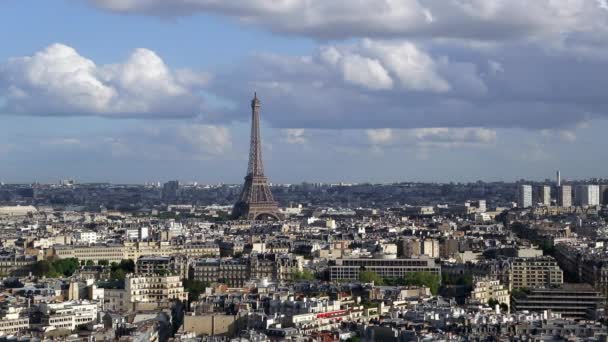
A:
[232,93,281,221]
[556,170,561,187]
[537,185,551,206]
[518,184,533,208]
[558,185,572,207]
[161,180,179,203]
[577,184,600,206]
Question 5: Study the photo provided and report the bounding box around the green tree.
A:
[98,260,109,266]
[86,260,95,266]
[403,272,440,295]
[110,269,127,281]
[183,279,209,301]
[292,269,315,281]
[359,270,384,285]
[32,260,52,277]
[117,259,135,273]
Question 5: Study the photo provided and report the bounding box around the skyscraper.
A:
[518,184,533,208]
[232,94,281,221]
[161,180,179,203]
[538,185,551,206]
[577,185,600,206]
[558,185,572,207]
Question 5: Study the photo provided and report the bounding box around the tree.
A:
[292,270,315,281]
[403,272,441,295]
[359,270,384,285]
[86,260,95,266]
[117,259,135,273]
[110,269,127,281]
[183,279,209,301]
[98,260,109,266]
[32,260,52,277]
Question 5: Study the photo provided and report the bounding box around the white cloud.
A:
[176,124,232,156]
[366,127,496,148]
[0,43,210,118]
[366,129,394,144]
[340,54,393,90]
[284,129,307,144]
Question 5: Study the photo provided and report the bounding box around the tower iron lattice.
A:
[232,93,281,221]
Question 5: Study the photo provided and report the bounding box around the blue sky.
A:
[1,0,608,184]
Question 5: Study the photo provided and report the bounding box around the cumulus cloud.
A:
[0,43,210,118]
[89,0,608,43]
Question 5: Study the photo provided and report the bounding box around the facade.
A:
[191,253,303,286]
[538,185,551,206]
[422,239,440,258]
[125,274,188,304]
[577,185,600,206]
[518,185,533,208]
[74,230,98,244]
[510,257,563,290]
[558,185,572,207]
[39,301,98,331]
[0,307,29,335]
[469,279,510,309]
[512,284,602,319]
[397,238,421,258]
[329,258,440,281]
[161,180,179,203]
[135,255,189,279]
[53,241,220,263]
[0,253,36,276]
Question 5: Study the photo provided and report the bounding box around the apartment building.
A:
[125,274,188,304]
[510,257,563,290]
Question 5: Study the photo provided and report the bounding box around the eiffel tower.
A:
[232,93,281,221]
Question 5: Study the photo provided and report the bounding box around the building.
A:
[421,239,440,258]
[397,238,421,258]
[0,307,29,335]
[136,255,189,279]
[558,185,572,207]
[537,185,551,206]
[74,230,98,244]
[38,301,98,331]
[329,258,440,281]
[161,180,180,203]
[512,284,602,319]
[576,185,600,206]
[125,226,149,241]
[125,274,188,306]
[518,185,533,208]
[510,257,563,290]
[469,278,510,309]
[190,258,249,287]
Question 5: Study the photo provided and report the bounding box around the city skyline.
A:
[1,1,608,183]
